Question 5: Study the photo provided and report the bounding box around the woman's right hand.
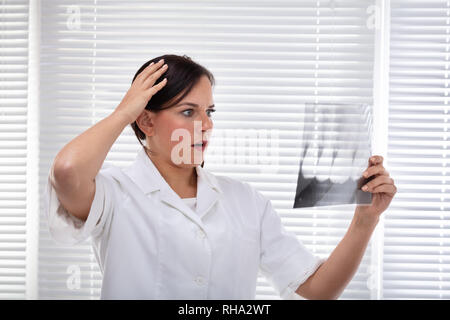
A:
[114,58,168,124]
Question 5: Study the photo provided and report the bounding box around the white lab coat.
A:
[44,147,325,299]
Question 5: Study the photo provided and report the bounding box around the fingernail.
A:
[159,58,164,63]
[362,185,368,191]
[363,171,367,177]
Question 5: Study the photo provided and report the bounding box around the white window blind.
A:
[39,0,376,299]
[0,0,29,299]
[386,0,450,299]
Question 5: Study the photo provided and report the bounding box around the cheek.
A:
[157,116,193,145]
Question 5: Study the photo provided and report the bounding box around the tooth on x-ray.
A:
[294,103,373,208]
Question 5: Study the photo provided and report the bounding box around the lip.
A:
[191,141,208,150]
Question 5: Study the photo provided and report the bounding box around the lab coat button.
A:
[195,276,205,286]
[196,229,206,239]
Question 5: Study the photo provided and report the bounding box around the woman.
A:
[45,54,397,299]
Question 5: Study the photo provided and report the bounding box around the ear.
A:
[136,110,155,137]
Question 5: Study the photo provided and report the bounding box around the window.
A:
[385,0,450,299]
[0,0,30,299]
[38,0,376,300]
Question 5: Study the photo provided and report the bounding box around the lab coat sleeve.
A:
[256,189,327,299]
[44,164,122,246]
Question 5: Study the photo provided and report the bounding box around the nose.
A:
[193,111,213,142]
[199,110,213,132]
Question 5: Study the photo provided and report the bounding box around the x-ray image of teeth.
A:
[293,103,374,208]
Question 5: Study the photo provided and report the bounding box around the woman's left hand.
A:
[356,155,397,218]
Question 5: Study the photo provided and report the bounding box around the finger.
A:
[371,183,397,196]
[142,63,168,88]
[362,176,393,192]
[136,61,157,82]
[368,155,384,166]
[362,164,389,178]
[146,77,167,97]
[137,59,164,83]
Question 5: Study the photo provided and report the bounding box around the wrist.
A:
[353,207,379,231]
[111,110,134,126]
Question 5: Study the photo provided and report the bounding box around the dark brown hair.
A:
[130,54,215,168]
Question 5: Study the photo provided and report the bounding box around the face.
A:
[138,75,215,168]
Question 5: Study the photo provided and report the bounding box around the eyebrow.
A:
[176,102,215,108]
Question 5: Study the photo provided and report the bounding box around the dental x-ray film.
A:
[294,102,374,208]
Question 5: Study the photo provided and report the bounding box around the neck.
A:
[145,148,198,197]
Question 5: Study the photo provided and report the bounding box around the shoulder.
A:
[207,171,270,210]
[211,172,252,194]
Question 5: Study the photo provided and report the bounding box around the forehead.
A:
[176,75,213,105]
[157,75,214,114]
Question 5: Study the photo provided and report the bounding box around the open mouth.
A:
[191,141,208,148]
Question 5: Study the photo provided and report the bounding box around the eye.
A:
[182,109,194,117]
[181,109,216,117]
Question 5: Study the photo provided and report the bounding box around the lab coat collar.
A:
[124,148,222,224]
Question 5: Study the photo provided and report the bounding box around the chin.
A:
[171,159,203,168]
[168,149,205,167]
